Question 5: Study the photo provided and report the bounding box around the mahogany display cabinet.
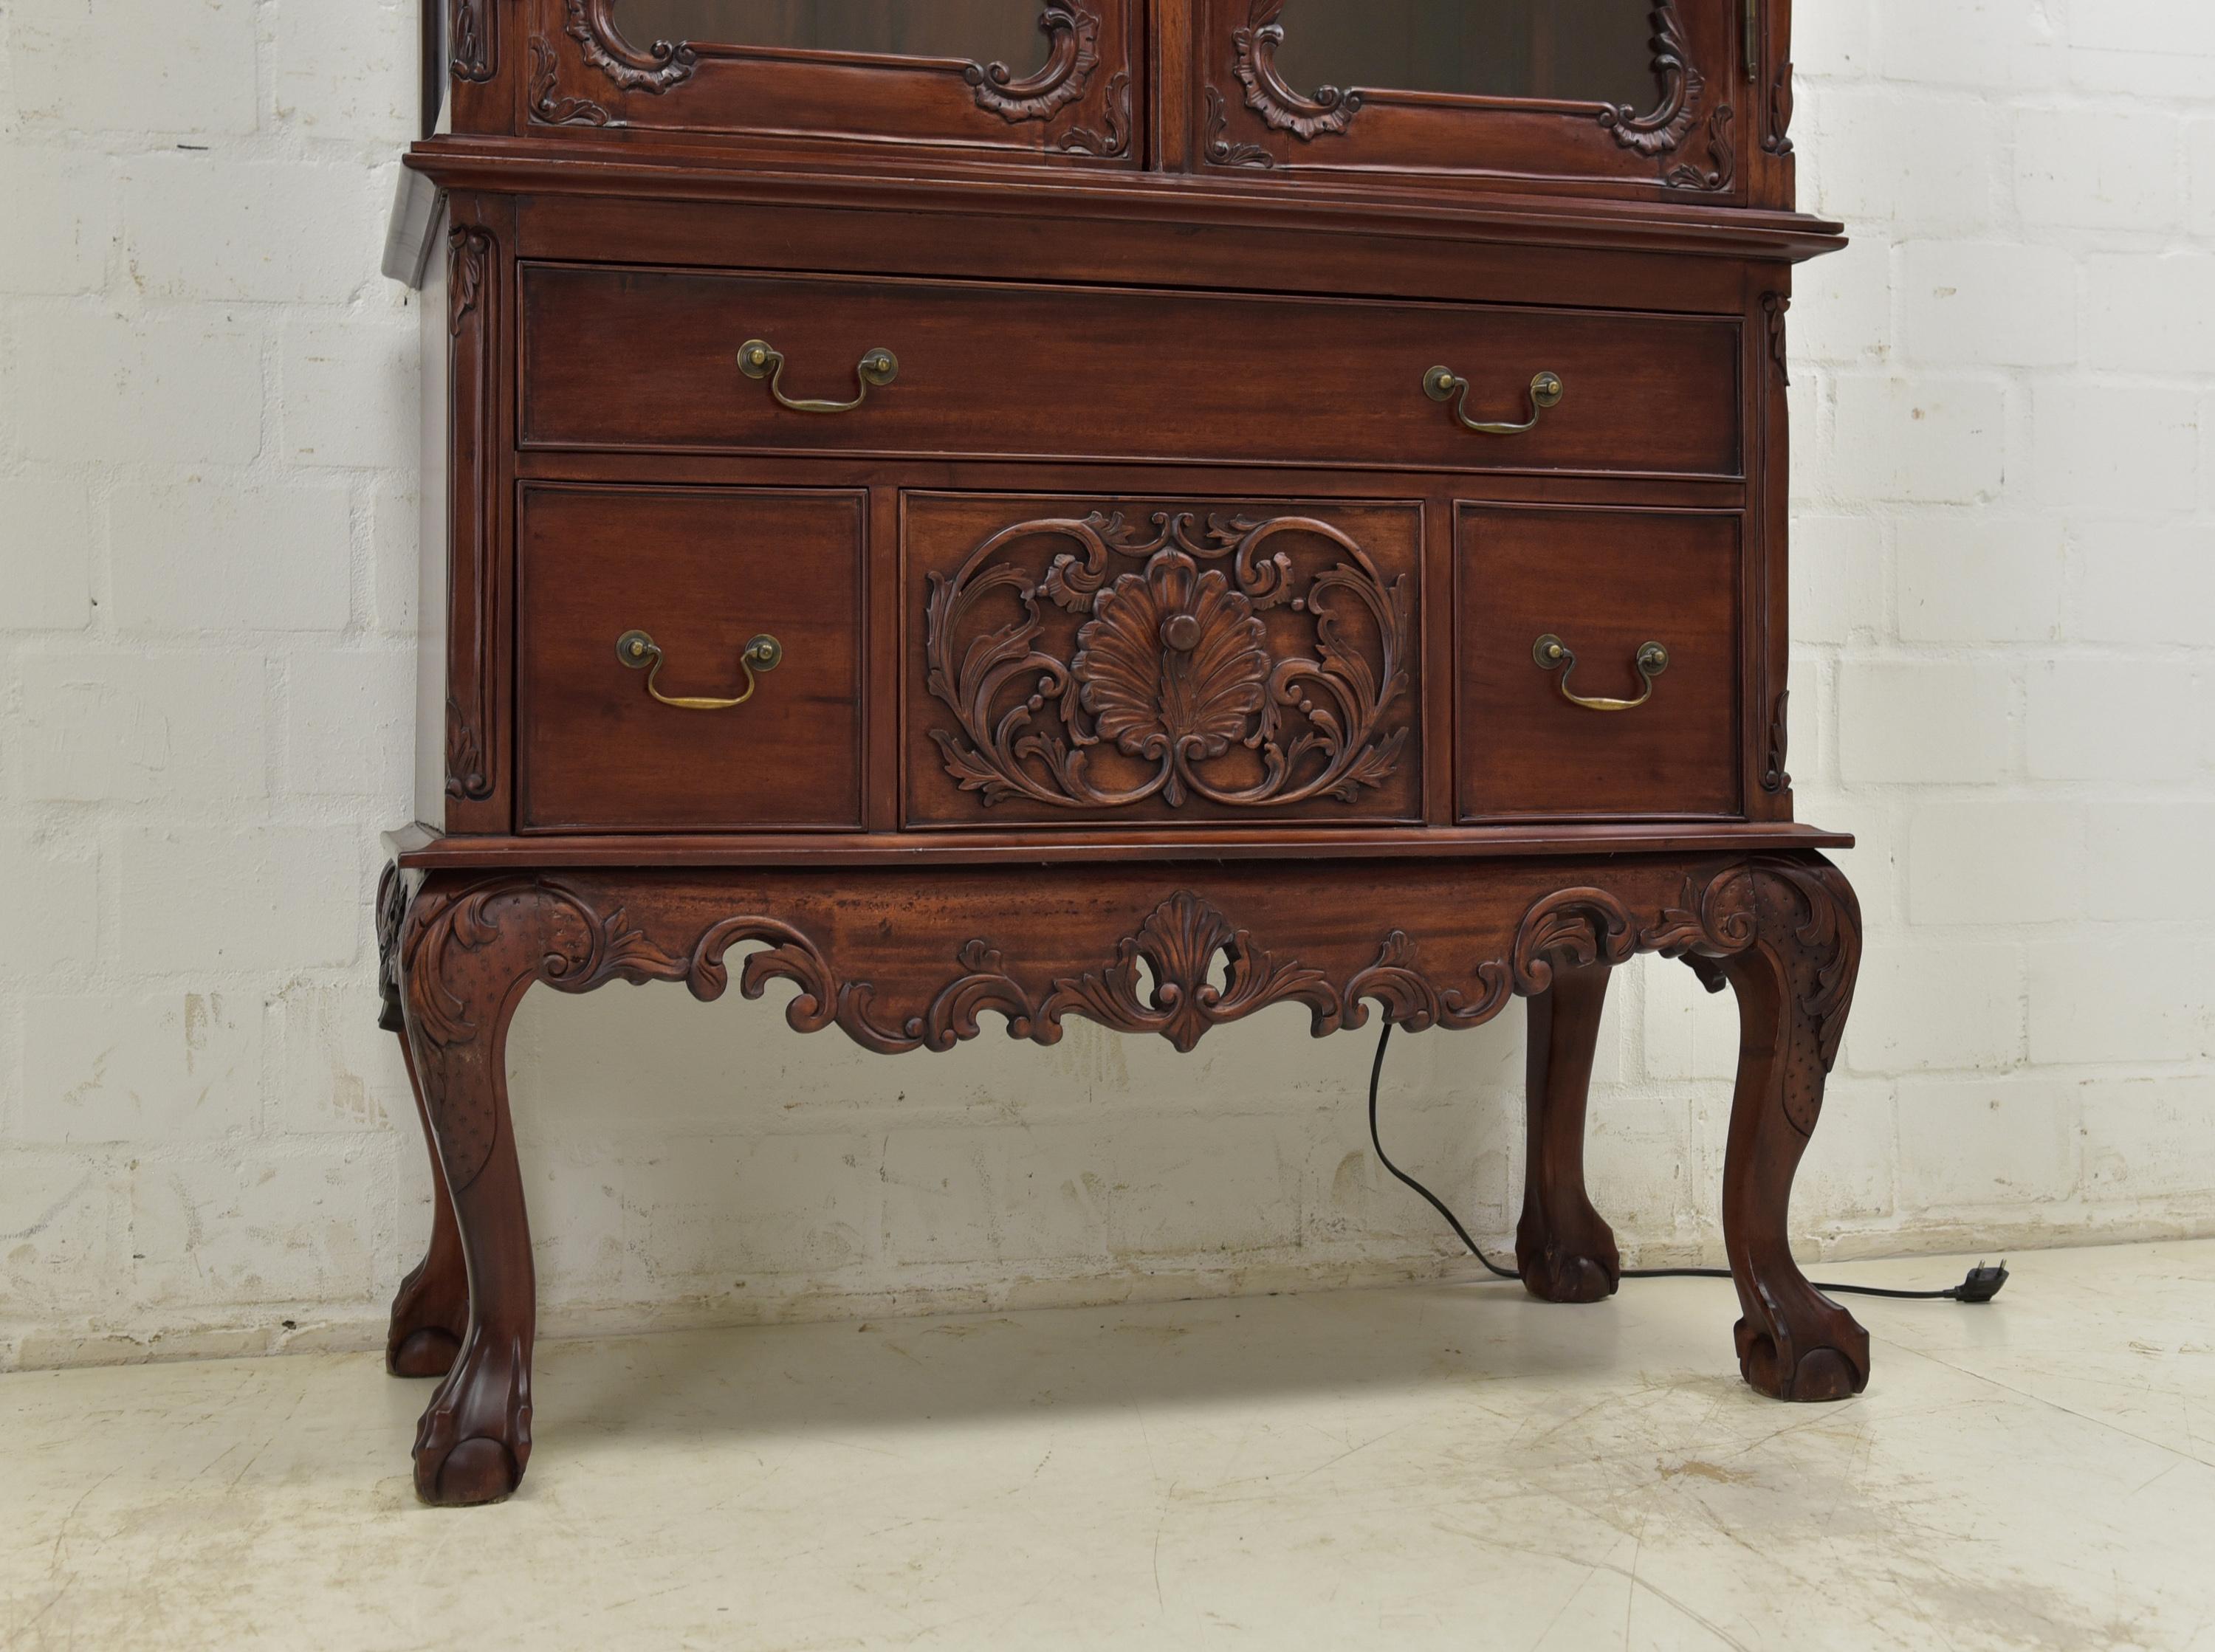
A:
[380,0,1860,1507]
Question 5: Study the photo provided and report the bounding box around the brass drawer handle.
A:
[738,337,898,414]
[1534,633,1669,712]
[617,629,783,711]
[1424,367,1564,436]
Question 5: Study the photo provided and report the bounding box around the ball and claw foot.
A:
[1734,1280,1870,1403]
[412,1329,533,1507]
[1519,1242,1620,1305]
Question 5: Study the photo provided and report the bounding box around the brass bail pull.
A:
[617,630,784,712]
[738,337,899,414]
[1534,633,1669,713]
[1424,367,1564,436]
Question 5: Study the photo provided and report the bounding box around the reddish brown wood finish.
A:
[388,0,1856,1507]
[901,493,1424,827]
[518,264,1743,478]
[1517,960,1621,1302]
[1455,504,1742,821]
[1191,0,1746,201]
[516,483,866,830]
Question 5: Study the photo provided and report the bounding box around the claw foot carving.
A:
[413,1326,533,1506]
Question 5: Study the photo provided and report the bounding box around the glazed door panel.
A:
[524,0,1139,164]
[1191,0,1747,202]
[903,492,1424,829]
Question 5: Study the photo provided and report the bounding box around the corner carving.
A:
[1665,100,1735,191]
[1057,69,1130,156]
[1204,86,1275,169]
[924,510,1413,811]
[530,37,613,126]
[1233,0,1361,142]
[1601,3,1706,157]
[565,0,698,96]
[967,3,1101,124]
[450,0,496,83]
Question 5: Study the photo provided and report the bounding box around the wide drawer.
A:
[1456,505,1741,822]
[520,266,1742,478]
[517,484,865,832]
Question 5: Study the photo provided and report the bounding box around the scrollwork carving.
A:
[1600,3,1706,157]
[566,0,698,96]
[966,3,1100,124]
[924,511,1412,812]
[1233,0,1361,142]
[529,36,613,126]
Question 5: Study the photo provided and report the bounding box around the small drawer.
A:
[520,264,1742,479]
[1456,505,1740,822]
[517,484,865,832]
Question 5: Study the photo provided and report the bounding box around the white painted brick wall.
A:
[4,1,2214,1369]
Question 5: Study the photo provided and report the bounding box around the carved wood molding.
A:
[566,0,698,95]
[1600,2,1705,157]
[924,510,1413,811]
[1203,85,1274,169]
[1233,0,1361,142]
[966,2,1101,124]
[529,36,613,126]
[450,0,496,83]
[444,224,497,805]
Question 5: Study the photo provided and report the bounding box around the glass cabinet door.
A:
[1192,0,1747,198]
[525,0,1138,163]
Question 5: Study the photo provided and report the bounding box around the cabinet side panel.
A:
[416,198,452,830]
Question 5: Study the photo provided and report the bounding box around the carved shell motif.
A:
[1074,552,1269,798]
[924,510,1414,812]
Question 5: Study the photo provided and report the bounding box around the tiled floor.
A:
[6,1239,2214,1651]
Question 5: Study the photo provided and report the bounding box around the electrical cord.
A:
[1365,1022,2010,1305]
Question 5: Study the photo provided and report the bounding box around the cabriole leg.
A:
[395,876,545,1506]
[1709,858,1870,1402]
[1515,961,1620,1303]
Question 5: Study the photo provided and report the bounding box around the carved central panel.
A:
[905,495,1421,827]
